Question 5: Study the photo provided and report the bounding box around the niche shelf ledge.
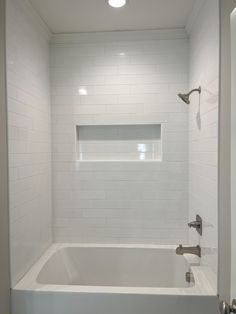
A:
[76,124,162,162]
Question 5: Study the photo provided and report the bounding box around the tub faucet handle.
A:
[188,214,202,235]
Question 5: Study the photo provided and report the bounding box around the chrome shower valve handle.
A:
[188,214,202,236]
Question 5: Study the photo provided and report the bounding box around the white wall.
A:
[231,6,236,301]
[6,0,52,286]
[0,0,11,311]
[188,0,219,292]
[51,31,189,244]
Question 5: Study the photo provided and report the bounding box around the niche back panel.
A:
[76,124,162,161]
[51,31,189,244]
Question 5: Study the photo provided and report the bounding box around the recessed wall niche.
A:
[76,124,162,161]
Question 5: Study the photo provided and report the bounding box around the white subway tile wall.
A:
[188,0,219,291]
[5,0,220,292]
[51,35,189,244]
[6,0,52,286]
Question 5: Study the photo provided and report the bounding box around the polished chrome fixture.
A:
[188,214,202,235]
[219,300,236,314]
[176,244,201,257]
[178,86,201,104]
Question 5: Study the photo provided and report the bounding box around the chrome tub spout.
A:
[176,245,201,257]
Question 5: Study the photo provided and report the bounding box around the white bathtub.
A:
[12,244,218,314]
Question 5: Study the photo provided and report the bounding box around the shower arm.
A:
[187,86,201,97]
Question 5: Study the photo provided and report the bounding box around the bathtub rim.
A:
[13,243,216,296]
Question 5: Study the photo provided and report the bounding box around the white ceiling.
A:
[29,0,196,34]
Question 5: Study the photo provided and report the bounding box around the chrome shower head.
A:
[178,86,201,104]
[178,93,191,104]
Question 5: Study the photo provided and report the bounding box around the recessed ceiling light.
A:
[108,0,126,8]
